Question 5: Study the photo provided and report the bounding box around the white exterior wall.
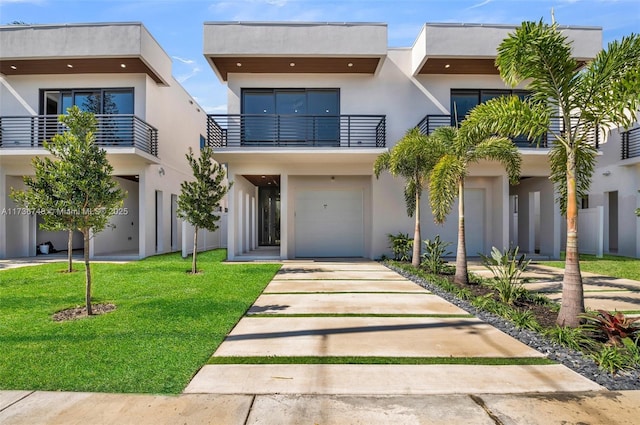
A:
[589,128,640,257]
[221,47,531,259]
[0,71,208,260]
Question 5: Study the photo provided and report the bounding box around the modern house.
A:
[587,121,640,258]
[0,23,220,260]
[202,21,603,261]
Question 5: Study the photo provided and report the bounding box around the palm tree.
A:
[374,127,445,268]
[428,124,521,285]
[473,21,640,327]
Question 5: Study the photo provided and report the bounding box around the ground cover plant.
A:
[385,255,640,379]
[0,249,280,394]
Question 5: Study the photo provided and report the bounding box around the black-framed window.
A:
[450,89,529,125]
[241,88,340,145]
[40,88,134,115]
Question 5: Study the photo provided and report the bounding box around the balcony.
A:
[0,115,158,156]
[622,127,640,160]
[207,114,386,149]
[416,114,599,149]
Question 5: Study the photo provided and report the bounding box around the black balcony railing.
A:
[416,114,599,149]
[0,115,159,156]
[207,114,386,148]
[622,126,640,160]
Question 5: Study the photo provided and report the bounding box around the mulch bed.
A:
[52,303,116,322]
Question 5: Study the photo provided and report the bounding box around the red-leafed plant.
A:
[582,310,640,346]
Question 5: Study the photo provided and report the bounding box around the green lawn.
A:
[0,250,280,394]
[538,253,640,281]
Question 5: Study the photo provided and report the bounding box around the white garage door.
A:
[295,190,364,257]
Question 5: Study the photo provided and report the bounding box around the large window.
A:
[450,89,529,125]
[41,88,134,115]
[241,89,340,146]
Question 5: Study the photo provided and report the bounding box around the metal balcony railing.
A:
[622,126,640,160]
[0,115,159,156]
[416,114,599,149]
[207,114,386,148]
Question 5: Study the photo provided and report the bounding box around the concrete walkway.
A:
[470,263,640,313]
[3,259,640,424]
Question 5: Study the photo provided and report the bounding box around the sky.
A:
[1,0,638,113]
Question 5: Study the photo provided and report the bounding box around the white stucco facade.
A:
[0,23,219,260]
[203,22,605,261]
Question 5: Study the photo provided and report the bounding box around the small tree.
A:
[11,156,77,272]
[177,146,230,274]
[428,123,521,285]
[12,106,125,314]
[374,128,445,268]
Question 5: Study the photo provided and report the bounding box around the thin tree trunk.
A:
[412,190,421,268]
[556,150,584,327]
[67,228,73,273]
[83,229,92,315]
[192,226,198,274]
[454,180,469,285]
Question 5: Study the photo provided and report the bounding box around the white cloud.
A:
[172,56,196,65]
[467,0,492,9]
[203,104,228,114]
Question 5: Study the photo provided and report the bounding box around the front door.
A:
[259,187,280,246]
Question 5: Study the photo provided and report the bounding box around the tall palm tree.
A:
[428,124,521,285]
[472,21,640,327]
[374,127,445,268]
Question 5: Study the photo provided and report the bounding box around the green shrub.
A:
[544,326,595,351]
[506,309,540,331]
[387,232,413,262]
[420,235,452,274]
[480,246,530,304]
[590,345,629,374]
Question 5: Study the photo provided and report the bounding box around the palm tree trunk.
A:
[83,229,92,315]
[556,150,584,327]
[454,179,469,285]
[192,226,198,274]
[67,229,73,273]
[412,189,421,268]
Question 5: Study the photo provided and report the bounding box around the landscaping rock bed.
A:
[386,263,640,391]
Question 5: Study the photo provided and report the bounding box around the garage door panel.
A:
[295,190,364,257]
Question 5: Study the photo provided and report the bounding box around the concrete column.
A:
[226,174,236,260]
[501,175,510,250]
[138,169,147,258]
[280,173,288,259]
[0,170,6,258]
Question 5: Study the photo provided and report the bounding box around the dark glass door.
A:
[307,90,339,146]
[276,91,306,144]
[242,92,275,144]
[259,187,280,246]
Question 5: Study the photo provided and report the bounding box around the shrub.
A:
[387,232,413,262]
[480,246,530,304]
[590,345,629,374]
[507,309,540,331]
[581,310,640,346]
[544,326,595,351]
[420,235,452,274]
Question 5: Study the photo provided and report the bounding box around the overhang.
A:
[411,23,602,76]
[0,23,172,85]
[203,22,388,82]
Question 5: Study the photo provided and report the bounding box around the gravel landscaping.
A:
[386,263,640,391]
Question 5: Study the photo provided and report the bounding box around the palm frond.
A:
[429,155,465,224]
[460,95,551,145]
[576,33,640,129]
[470,137,522,184]
[496,20,577,108]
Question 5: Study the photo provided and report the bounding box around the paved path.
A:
[3,259,640,424]
[470,263,640,313]
[186,260,600,395]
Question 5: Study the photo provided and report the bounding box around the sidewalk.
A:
[2,260,640,424]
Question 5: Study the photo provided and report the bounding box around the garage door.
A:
[295,190,364,257]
